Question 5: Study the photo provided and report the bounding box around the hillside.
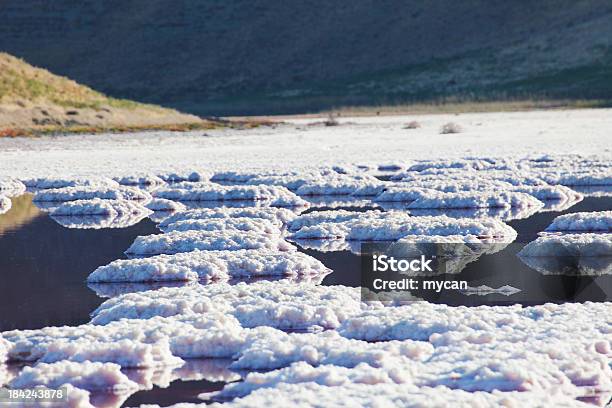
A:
[0,52,204,134]
[1,1,612,115]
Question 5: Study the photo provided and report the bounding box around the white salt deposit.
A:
[10,361,139,393]
[0,196,11,215]
[0,178,26,197]
[33,186,151,202]
[545,211,612,232]
[114,174,165,186]
[518,233,612,257]
[162,218,280,235]
[373,187,435,202]
[158,207,297,229]
[158,170,210,183]
[154,185,308,208]
[90,282,362,329]
[407,191,543,209]
[51,199,152,217]
[125,230,294,255]
[88,249,330,282]
[145,198,187,212]
[23,177,119,190]
[295,178,386,197]
[287,210,382,232]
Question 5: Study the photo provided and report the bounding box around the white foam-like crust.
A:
[153,185,308,207]
[158,207,298,229]
[210,171,261,182]
[245,174,323,191]
[396,179,516,193]
[0,196,10,215]
[230,330,433,370]
[89,282,362,329]
[407,191,543,209]
[540,170,612,186]
[203,382,598,408]
[518,233,612,257]
[88,249,330,282]
[37,338,183,368]
[0,335,8,363]
[2,313,246,362]
[50,213,150,230]
[51,199,152,217]
[0,178,26,197]
[33,186,152,202]
[373,187,434,202]
[511,185,582,201]
[113,174,165,186]
[295,179,387,197]
[145,198,187,212]
[23,177,120,190]
[158,170,210,183]
[395,169,549,186]
[287,210,382,232]
[347,215,517,241]
[162,218,280,235]
[125,230,294,255]
[545,211,612,232]
[9,361,139,393]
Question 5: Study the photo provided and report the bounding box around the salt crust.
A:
[158,207,297,229]
[33,186,151,203]
[145,198,187,212]
[162,218,280,235]
[518,233,612,257]
[153,185,308,207]
[0,178,26,197]
[0,195,11,215]
[88,249,330,282]
[545,211,612,232]
[125,230,294,255]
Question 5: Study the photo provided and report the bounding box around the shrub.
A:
[440,122,462,134]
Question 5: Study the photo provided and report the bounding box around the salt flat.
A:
[0,109,610,178]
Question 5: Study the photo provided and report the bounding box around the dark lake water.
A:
[0,193,610,406]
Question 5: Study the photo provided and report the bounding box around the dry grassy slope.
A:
[1,1,612,115]
[0,52,202,132]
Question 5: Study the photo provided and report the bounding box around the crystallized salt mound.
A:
[347,215,517,241]
[287,210,382,232]
[204,382,595,408]
[154,185,308,207]
[38,338,183,368]
[145,198,187,212]
[0,177,26,197]
[217,362,411,399]
[396,179,516,193]
[23,177,119,190]
[158,170,210,183]
[511,185,582,202]
[0,335,9,363]
[246,174,323,191]
[230,330,433,370]
[51,213,150,230]
[540,170,612,186]
[289,222,352,239]
[113,174,165,186]
[0,196,11,215]
[88,249,330,282]
[210,171,260,183]
[545,211,612,232]
[158,207,297,229]
[125,230,294,255]
[339,301,612,344]
[162,217,280,235]
[374,187,439,202]
[90,282,362,329]
[295,178,387,197]
[3,313,247,362]
[51,199,152,217]
[407,191,543,209]
[33,186,151,203]
[518,234,612,257]
[10,361,139,393]
[519,255,612,276]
